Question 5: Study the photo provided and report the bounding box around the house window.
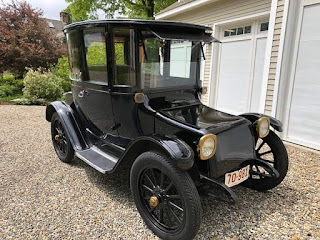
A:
[260,22,269,32]
[47,21,54,28]
[224,25,252,37]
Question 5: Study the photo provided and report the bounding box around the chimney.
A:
[60,12,71,24]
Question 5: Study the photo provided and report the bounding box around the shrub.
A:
[0,73,23,98]
[0,84,15,97]
[23,68,64,103]
[50,56,71,92]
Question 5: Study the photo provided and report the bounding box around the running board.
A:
[75,146,118,173]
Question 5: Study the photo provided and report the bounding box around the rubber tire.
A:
[130,151,202,240]
[242,130,288,191]
[51,112,74,163]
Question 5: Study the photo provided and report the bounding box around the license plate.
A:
[225,165,250,187]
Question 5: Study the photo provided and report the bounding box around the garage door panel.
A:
[251,38,267,112]
[216,40,252,114]
[287,3,320,149]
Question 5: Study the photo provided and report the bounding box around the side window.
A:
[83,28,108,83]
[66,30,82,80]
[113,28,136,86]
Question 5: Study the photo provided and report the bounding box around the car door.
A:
[71,27,117,142]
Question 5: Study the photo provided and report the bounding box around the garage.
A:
[284,0,320,150]
[213,19,269,115]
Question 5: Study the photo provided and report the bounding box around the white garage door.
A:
[215,20,269,115]
[286,1,320,150]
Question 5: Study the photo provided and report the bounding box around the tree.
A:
[0,1,67,75]
[64,0,177,21]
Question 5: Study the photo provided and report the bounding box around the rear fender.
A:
[114,135,194,171]
[46,101,87,150]
[240,113,283,132]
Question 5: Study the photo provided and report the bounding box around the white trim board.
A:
[259,0,278,114]
[271,0,290,117]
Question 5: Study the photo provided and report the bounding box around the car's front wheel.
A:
[130,151,202,240]
[242,130,288,191]
[51,112,74,163]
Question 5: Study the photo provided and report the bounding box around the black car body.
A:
[46,20,288,240]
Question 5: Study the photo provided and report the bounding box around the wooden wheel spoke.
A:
[169,206,181,223]
[259,150,272,157]
[159,204,164,223]
[144,173,155,189]
[160,171,165,188]
[142,184,153,193]
[167,194,180,200]
[168,201,183,212]
[256,140,266,152]
[165,207,173,226]
[164,181,173,194]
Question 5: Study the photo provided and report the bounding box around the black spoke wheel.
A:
[242,130,288,191]
[130,152,201,240]
[51,112,74,163]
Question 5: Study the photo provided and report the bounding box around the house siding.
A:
[264,0,285,115]
[163,0,272,105]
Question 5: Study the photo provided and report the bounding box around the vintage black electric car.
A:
[46,20,288,240]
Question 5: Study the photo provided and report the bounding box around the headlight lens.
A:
[257,117,270,138]
[199,134,217,160]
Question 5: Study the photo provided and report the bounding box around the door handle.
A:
[78,90,89,98]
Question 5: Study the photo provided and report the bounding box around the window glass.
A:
[83,28,107,83]
[140,31,202,89]
[224,25,251,38]
[66,30,82,80]
[113,28,136,86]
[260,22,269,32]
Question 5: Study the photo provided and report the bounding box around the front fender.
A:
[239,113,283,132]
[46,101,87,150]
[114,135,194,171]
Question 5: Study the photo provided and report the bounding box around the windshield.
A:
[139,31,204,89]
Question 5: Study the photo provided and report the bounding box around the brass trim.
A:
[257,117,270,138]
[198,134,217,160]
[149,196,159,207]
[55,135,60,141]
[134,92,145,103]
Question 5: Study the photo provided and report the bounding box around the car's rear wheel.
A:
[242,130,288,191]
[51,112,74,163]
[130,151,202,240]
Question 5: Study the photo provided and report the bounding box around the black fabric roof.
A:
[63,19,211,32]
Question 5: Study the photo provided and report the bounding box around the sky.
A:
[2,0,70,20]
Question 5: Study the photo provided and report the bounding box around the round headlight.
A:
[257,117,270,138]
[198,134,217,160]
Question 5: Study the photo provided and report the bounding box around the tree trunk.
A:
[147,0,154,18]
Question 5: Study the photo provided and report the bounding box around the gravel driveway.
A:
[0,105,319,239]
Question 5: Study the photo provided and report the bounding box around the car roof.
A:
[63,19,211,32]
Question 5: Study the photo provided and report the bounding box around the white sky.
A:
[1,0,108,20]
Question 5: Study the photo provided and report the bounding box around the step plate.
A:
[76,146,118,173]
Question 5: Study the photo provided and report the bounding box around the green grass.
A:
[0,94,22,103]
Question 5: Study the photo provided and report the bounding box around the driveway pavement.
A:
[0,105,319,239]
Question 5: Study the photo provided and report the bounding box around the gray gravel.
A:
[0,105,319,239]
